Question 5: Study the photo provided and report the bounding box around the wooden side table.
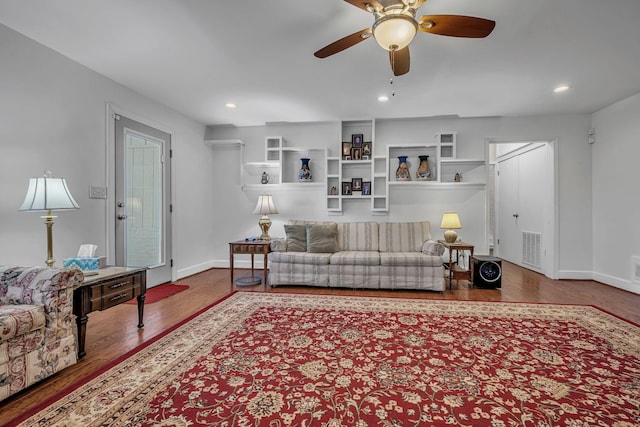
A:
[229,240,271,285]
[438,240,474,289]
[73,266,146,358]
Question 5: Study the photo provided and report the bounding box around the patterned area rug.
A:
[14,293,640,426]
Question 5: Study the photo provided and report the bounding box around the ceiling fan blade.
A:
[389,46,410,76]
[407,0,427,9]
[314,28,372,58]
[418,15,495,38]
[344,0,383,13]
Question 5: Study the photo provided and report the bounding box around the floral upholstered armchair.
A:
[0,266,82,401]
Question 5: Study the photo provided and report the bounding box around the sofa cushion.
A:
[380,252,443,267]
[284,225,307,252]
[337,222,379,251]
[269,252,332,265]
[0,304,46,341]
[329,251,380,266]
[379,222,432,252]
[306,224,339,253]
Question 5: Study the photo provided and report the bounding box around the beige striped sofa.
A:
[268,221,446,291]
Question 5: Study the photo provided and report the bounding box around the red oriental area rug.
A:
[14,293,640,426]
[124,283,188,304]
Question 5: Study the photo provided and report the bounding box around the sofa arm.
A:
[270,238,288,252]
[421,240,445,256]
[0,266,83,306]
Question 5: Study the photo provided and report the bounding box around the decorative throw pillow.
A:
[306,224,338,253]
[284,224,307,252]
[422,240,445,256]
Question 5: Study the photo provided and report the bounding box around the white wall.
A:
[592,92,640,293]
[0,24,213,279]
[206,114,593,276]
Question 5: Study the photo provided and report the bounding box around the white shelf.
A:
[245,161,280,168]
[204,138,243,146]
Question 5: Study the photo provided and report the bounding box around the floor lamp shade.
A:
[252,195,278,241]
[20,171,79,267]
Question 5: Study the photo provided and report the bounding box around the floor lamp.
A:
[20,171,79,267]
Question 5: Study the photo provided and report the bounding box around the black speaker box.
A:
[473,256,502,288]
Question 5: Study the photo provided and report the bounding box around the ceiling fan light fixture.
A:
[372,15,418,51]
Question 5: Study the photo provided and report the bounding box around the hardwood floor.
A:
[1,262,638,426]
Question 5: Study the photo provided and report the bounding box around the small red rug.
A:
[125,283,188,304]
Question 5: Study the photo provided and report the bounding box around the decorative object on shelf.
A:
[362,181,372,195]
[298,158,312,182]
[329,186,337,195]
[342,182,352,195]
[20,170,80,267]
[440,211,462,243]
[363,142,372,156]
[351,147,362,160]
[395,155,411,181]
[342,142,352,159]
[416,155,431,181]
[352,177,363,191]
[252,195,278,241]
[454,172,463,182]
[351,134,363,147]
[261,171,270,184]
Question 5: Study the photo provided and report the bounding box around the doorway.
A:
[113,113,172,286]
[490,140,557,279]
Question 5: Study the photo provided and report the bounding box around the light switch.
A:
[89,185,107,199]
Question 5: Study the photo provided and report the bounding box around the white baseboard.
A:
[177,259,266,280]
[593,272,640,294]
[557,270,593,280]
[176,260,216,280]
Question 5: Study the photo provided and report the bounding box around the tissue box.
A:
[63,257,106,271]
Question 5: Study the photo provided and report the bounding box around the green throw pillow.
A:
[284,224,307,252]
[306,224,338,253]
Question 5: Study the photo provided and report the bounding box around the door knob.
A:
[117,214,127,220]
[513,213,519,218]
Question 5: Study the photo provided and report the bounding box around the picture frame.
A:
[351,147,362,160]
[352,177,363,191]
[342,141,352,159]
[362,142,371,156]
[362,181,371,195]
[362,155,369,160]
[342,182,352,195]
[351,134,363,148]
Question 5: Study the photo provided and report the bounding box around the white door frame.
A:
[105,102,177,282]
[486,137,559,279]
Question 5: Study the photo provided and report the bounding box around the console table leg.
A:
[137,294,145,328]
[76,315,88,359]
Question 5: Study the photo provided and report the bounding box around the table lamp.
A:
[440,211,461,243]
[20,171,79,267]
[252,195,278,240]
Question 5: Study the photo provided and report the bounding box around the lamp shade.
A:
[252,195,278,215]
[440,212,462,229]
[20,171,79,212]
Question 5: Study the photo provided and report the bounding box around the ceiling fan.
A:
[314,0,495,76]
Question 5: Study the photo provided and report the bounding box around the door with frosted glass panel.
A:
[115,115,172,286]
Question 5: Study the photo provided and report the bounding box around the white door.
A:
[115,115,172,286]
[495,143,551,275]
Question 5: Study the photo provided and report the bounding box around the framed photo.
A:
[351,147,362,160]
[342,182,352,195]
[351,134,363,148]
[342,142,352,158]
[362,181,371,195]
[352,178,363,191]
[362,142,371,156]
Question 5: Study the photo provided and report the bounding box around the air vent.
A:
[522,231,541,268]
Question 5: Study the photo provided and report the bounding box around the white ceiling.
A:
[1,0,639,127]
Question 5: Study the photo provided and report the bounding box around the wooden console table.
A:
[438,240,474,289]
[73,266,147,358]
[229,240,271,285]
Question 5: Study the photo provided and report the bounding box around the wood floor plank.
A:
[1,262,638,425]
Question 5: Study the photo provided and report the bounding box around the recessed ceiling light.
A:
[225,102,237,109]
[378,95,389,102]
[553,85,570,93]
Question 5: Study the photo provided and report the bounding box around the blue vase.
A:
[298,158,312,182]
[396,156,410,181]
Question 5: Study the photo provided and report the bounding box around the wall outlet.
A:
[89,185,107,199]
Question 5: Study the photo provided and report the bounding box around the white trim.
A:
[558,270,593,280]
[176,260,217,280]
[593,272,640,294]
